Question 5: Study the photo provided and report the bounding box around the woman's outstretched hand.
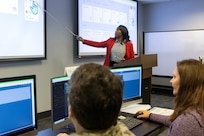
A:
[76,35,84,42]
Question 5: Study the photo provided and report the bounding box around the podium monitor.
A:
[111,65,142,101]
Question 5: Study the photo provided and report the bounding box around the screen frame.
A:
[77,0,138,58]
[0,0,47,62]
[51,76,72,130]
[110,64,142,102]
[0,75,37,136]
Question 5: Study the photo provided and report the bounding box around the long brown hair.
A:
[170,59,204,122]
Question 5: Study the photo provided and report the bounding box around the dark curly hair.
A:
[69,63,123,130]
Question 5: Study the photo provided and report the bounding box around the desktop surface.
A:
[19,110,164,136]
[35,118,163,136]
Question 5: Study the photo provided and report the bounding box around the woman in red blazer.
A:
[77,25,135,67]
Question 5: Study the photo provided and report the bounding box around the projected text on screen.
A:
[78,0,137,56]
[0,0,45,60]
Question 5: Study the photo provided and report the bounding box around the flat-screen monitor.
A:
[51,76,72,130]
[0,0,46,61]
[0,75,37,136]
[111,65,142,101]
[78,0,138,57]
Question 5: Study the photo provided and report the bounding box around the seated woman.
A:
[136,59,204,136]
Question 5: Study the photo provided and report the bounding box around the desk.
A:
[37,121,163,136]
[131,121,164,136]
[20,120,163,136]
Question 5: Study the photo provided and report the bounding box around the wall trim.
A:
[37,110,51,120]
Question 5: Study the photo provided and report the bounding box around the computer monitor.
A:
[51,76,72,130]
[0,75,37,136]
[111,65,142,101]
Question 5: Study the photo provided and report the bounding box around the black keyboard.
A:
[118,116,143,130]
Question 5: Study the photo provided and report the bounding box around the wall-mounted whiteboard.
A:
[0,0,45,61]
[144,30,204,76]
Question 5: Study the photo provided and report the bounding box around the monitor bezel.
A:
[110,64,143,102]
[51,76,72,130]
[0,75,37,136]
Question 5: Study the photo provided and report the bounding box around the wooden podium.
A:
[112,54,157,104]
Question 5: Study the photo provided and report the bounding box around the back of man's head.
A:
[69,63,123,130]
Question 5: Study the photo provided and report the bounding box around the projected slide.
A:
[0,0,45,60]
[0,0,18,14]
[78,0,137,56]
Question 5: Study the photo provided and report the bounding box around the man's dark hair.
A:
[69,63,123,130]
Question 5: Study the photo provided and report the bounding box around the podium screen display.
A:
[111,65,142,101]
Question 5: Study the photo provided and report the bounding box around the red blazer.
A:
[83,38,135,66]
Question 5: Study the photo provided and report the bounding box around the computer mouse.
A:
[134,111,143,118]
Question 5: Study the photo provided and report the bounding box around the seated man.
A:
[58,63,135,136]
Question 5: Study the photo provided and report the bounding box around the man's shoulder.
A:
[69,122,135,136]
[117,122,135,136]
